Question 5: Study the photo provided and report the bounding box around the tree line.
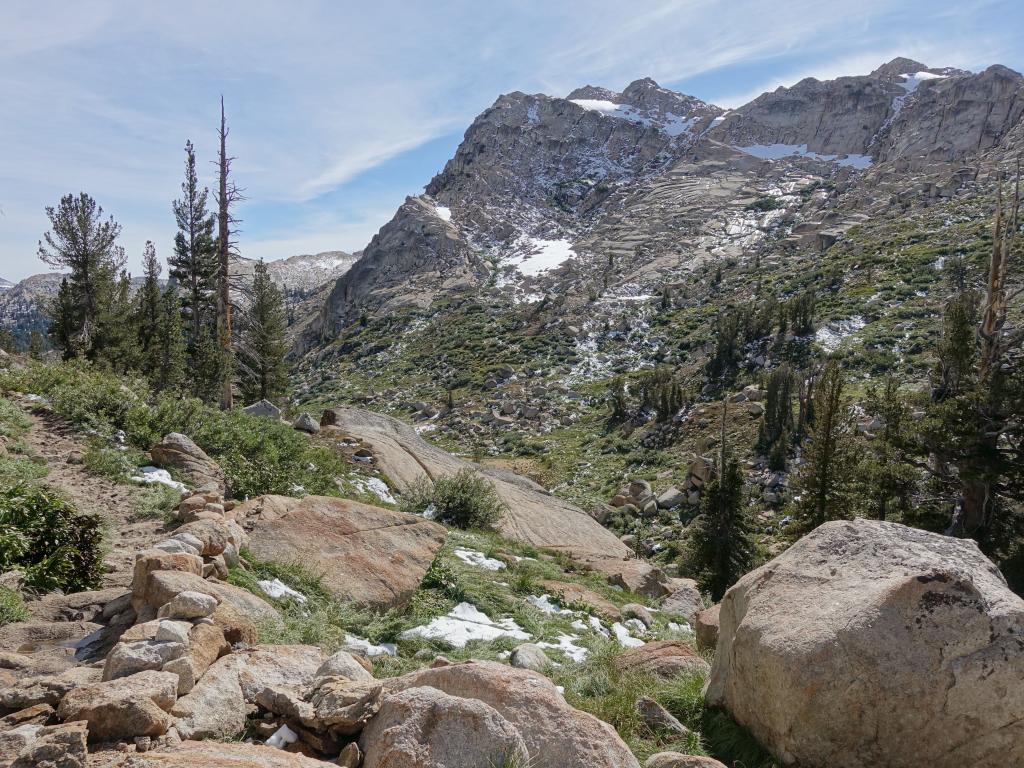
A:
[39,100,289,407]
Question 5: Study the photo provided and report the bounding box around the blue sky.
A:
[2,0,1022,280]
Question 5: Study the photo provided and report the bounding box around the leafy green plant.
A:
[399,469,506,530]
[0,483,103,592]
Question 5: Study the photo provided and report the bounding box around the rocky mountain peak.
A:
[870,57,931,80]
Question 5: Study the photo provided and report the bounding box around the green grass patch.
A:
[0,585,28,626]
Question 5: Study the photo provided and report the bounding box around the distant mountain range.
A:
[0,250,358,349]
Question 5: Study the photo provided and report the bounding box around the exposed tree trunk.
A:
[216,97,233,410]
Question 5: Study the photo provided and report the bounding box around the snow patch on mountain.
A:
[571,98,698,137]
[736,143,873,169]
[506,237,577,277]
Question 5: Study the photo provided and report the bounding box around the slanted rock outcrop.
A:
[318,407,632,564]
[705,519,1024,768]
[234,494,447,610]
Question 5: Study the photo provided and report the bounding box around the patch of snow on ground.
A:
[508,238,576,277]
[815,315,867,352]
[611,622,646,648]
[435,205,452,222]
[538,634,589,662]
[402,602,530,648]
[266,723,298,749]
[527,594,572,614]
[351,476,397,505]
[131,466,188,493]
[737,143,873,169]
[258,578,307,603]
[453,548,506,571]
[345,634,397,657]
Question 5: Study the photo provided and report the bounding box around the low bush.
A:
[0,483,103,592]
[0,586,28,626]
[399,469,506,530]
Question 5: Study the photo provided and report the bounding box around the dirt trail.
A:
[18,402,171,589]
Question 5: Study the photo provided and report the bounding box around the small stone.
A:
[622,603,654,628]
[636,696,690,738]
[158,590,219,620]
[509,643,550,673]
[315,650,374,682]
[292,413,320,434]
[154,620,191,646]
[337,741,362,768]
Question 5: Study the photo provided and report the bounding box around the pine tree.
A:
[854,377,918,522]
[791,359,860,530]
[191,326,224,404]
[152,284,187,392]
[38,193,125,359]
[48,277,80,358]
[759,364,795,468]
[94,270,139,371]
[28,331,44,359]
[683,400,756,601]
[170,140,218,347]
[135,241,162,369]
[237,260,288,403]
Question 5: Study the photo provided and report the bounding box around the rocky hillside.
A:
[0,377,1019,768]
[0,273,65,347]
[287,58,1024,619]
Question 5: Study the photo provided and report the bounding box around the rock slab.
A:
[236,494,446,610]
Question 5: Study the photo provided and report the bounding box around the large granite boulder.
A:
[57,670,178,742]
[149,433,224,494]
[361,685,529,768]
[387,660,639,768]
[705,519,1024,768]
[235,495,446,610]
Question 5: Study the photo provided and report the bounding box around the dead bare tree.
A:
[215,97,244,410]
[981,156,1021,374]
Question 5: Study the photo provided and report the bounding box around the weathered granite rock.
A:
[57,670,178,742]
[706,519,1024,768]
[388,660,639,768]
[149,434,224,494]
[235,495,446,610]
[360,685,529,768]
